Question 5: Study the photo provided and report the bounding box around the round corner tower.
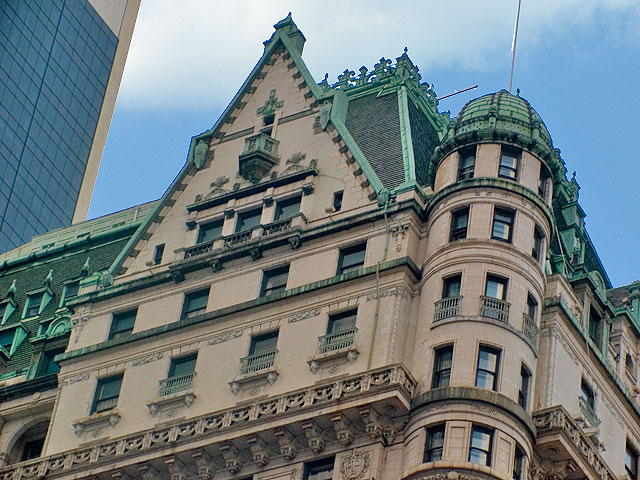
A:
[403,90,563,480]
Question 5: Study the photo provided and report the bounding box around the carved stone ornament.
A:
[301,183,314,196]
[288,234,302,249]
[206,176,230,198]
[340,450,371,480]
[256,89,284,116]
[193,140,209,169]
[274,427,297,461]
[281,152,307,175]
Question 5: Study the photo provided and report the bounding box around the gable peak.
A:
[264,13,306,54]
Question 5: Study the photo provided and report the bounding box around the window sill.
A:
[147,391,196,417]
[72,409,121,436]
[229,367,279,395]
[307,345,359,374]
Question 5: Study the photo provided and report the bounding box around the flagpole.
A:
[509,0,522,94]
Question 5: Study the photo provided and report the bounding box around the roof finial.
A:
[45,269,53,286]
[403,46,408,55]
[81,257,91,277]
[516,88,520,96]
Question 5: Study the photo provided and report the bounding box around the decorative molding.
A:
[340,450,371,480]
[366,285,409,301]
[533,406,616,480]
[286,308,321,323]
[132,352,164,367]
[62,372,89,386]
[207,329,243,346]
[274,427,297,461]
[331,413,354,446]
[0,365,415,479]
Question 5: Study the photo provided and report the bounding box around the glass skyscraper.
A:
[0,0,139,253]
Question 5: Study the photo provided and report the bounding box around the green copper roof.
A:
[430,89,565,183]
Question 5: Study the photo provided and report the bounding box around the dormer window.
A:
[61,281,80,307]
[0,299,16,325]
[0,330,14,353]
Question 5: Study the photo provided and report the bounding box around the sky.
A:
[89,0,640,287]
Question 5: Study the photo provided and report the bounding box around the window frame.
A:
[518,363,531,409]
[108,309,137,340]
[458,147,476,180]
[197,219,224,244]
[469,425,494,466]
[513,445,526,480]
[337,243,366,275]
[532,226,544,261]
[485,275,508,301]
[475,345,501,391]
[153,243,165,265]
[327,309,357,334]
[626,441,638,480]
[432,344,453,389]
[588,305,603,348]
[249,330,279,356]
[91,374,123,414]
[442,274,462,299]
[538,164,551,201]
[23,291,47,318]
[498,147,520,180]
[491,207,515,243]
[274,196,301,221]
[168,353,198,379]
[235,208,263,233]
[60,280,80,307]
[450,207,469,241]
[261,265,290,297]
[424,424,446,462]
[182,288,210,319]
[526,293,538,320]
[332,191,343,212]
[580,378,595,409]
[303,457,335,480]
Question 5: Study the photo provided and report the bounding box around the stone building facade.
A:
[0,14,638,480]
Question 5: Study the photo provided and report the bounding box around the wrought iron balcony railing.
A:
[522,313,539,349]
[434,296,462,321]
[158,372,195,397]
[480,296,510,323]
[239,350,277,375]
[578,395,600,429]
[317,328,357,354]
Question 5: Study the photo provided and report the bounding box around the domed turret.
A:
[430,90,564,183]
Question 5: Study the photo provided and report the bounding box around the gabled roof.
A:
[106,14,395,281]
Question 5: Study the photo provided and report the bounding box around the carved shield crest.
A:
[341,450,371,480]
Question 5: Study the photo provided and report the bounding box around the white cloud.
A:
[117,0,640,110]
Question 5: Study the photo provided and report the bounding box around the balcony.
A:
[158,372,194,397]
[223,229,254,248]
[239,350,277,376]
[239,132,280,183]
[480,296,510,323]
[263,217,294,236]
[318,328,357,354]
[522,313,539,349]
[433,296,462,321]
[578,395,600,429]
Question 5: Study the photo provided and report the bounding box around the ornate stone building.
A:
[0,14,638,480]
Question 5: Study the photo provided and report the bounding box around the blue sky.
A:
[90,0,640,287]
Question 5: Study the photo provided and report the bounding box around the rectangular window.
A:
[518,364,531,409]
[424,424,445,462]
[526,293,537,320]
[499,147,519,180]
[92,374,123,413]
[198,220,223,244]
[249,330,279,356]
[62,281,79,306]
[588,306,602,348]
[168,353,197,378]
[153,244,165,265]
[538,166,550,200]
[491,208,515,242]
[25,292,44,317]
[442,275,461,299]
[236,209,262,232]
[450,207,469,241]
[532,226,544,260]
[109,309,137,340]
[337,244,366,275]
[580,378,595,409]
[458,148,476,180]
[182,288,210,319]
[275,196,301,221]
[485,275,507,300]
[303,457,335,480]
[626,442,638,480]
[469,426,493,466]
[328,310,357,334]
[261,266,289,297]
[513,446,526,480]
[475,346,501,390]
[333,191,343,212]
[432,345,453,389]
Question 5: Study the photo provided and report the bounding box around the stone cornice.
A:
[410,386,536,439]
[0,365,415,479]
[533,405,616,480]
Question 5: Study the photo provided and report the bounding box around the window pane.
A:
[329,311,357,333]
[339,244,366,274]
[443,276,461,298]
[170,355,197,377]
[236,209,262,232]
[275,197,301,220]
[250,331,278,355]
[485,278,506,299]
[183,289,210,318]
[198,221,223,243]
